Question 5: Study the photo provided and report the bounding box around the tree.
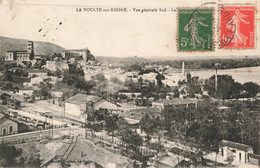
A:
[93,108,108,122]
[32,82,52,100]
[187,76,202,98]
[243,82,260,97]
[4,70,13,82]
[62,63,96,93]
[138,77,143,90]
[140,114,160,138]
[28,154,41,167]
[0,144,22,167]
[186,71,191,82]
[14,68,28,77]
[14,100,21,109]
[1,82,14,91]
[204,75,243,99]
[105,114,119,140]
[116,116,130,136]
[33,59,46,69]
[22,61,32,69]
[121,129,143,151]
[54,69,62,78]
[155,73,165,89]
[227,102,259,154]
[18,157,25,167]
[125,64,142,72]
[93,73,106,82]
[110,77,122,84]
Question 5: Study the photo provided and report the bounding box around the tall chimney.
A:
[215,69,218,90]
[182,61,185,78]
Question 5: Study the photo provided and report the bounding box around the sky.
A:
[0,0,259,59]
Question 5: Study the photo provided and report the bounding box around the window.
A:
[9,126,13,134]
[2,128,6,135]
[239,153,241,161]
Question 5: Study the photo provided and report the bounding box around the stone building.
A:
[61,48,95,62]
[0,113,18,136]
[45,60,69,71]
[65,94,118,118]
[5,41,34,61]
[152,98,199,111]
[219,140,253,163]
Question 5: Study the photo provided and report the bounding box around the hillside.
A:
[0,36,65,56]
[96,56,149,65]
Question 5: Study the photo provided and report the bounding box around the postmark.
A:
[219,5,255,49]
[177,8,214,52]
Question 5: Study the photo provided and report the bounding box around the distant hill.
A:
[0,36,65,56]
[96,56,149,65]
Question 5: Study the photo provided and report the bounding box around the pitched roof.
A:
[0,93,11,98]
[65,94,102,105]
[17,51,31,54]
[219,140,253,152]
[63,49,88,52]
[125,118,139,125]
[175,160,191,167]
[0,117,17,125]
[7,50,28,52]
[29,69,48,73]
[249,153,260,159]
[0,113,5,119]
[153,98,199,105]
[95,100,118,110]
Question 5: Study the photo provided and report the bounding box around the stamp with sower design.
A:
[219,5,255,49]
[178,8,214,52]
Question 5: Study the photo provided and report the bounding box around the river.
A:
[189,66,260,84]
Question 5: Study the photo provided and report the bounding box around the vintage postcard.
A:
[0,0,260,168]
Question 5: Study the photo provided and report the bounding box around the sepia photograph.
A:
[0,0,259,167]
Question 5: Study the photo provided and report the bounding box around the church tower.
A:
[27,41,34,53]
[27,41,34,60]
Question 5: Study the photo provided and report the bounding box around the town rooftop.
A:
[65,94,102,105]
[219,140,253,152]
[154,98,199,105]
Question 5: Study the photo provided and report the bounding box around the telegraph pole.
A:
[48,115,50,138]
[85,118,88,138]
[51,116,53,138]
[215,63,220,91]
[215,68,218,90]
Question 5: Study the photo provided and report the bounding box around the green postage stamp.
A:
[178,8,213,51]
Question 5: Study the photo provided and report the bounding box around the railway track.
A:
[60,135,78,162]
[0,128,64,143]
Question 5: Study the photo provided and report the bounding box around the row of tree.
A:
[0,144,41,167]
[139,98,259,166]
[147,58,260,70]
[204,75,260,99]
[86,109,149,166]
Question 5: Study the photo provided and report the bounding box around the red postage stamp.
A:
[219,5,255,49]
